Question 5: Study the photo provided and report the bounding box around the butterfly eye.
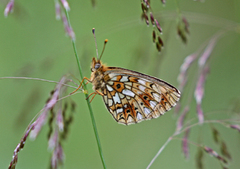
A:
[95,63,101,69]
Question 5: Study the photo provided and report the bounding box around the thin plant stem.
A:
[146,136,173,169]
[63,9,107,169]
[179,119,240,135]
[146,117,240,168]
[0,76,76,89]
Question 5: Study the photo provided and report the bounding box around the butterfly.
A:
[72,30,181,125]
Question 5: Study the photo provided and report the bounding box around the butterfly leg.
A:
[70,77,91,95]
[86,90,104,103]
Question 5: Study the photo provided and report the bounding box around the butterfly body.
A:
[85,57,181,125]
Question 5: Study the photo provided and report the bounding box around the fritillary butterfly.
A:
[72,29,181,125]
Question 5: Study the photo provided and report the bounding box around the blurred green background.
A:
[0,0,240,168]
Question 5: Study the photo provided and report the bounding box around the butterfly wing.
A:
[101,67,181,125]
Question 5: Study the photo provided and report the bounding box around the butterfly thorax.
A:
[91,69,105,91]
[90,57,107,92]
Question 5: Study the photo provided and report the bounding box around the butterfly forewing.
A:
[101,67,181,125]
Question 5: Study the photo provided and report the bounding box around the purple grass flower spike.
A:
[194,65,209,123]
[30,76,67,139]
[9,76,69,168]
[155,19,162,33]
[49,130,59,150]
[61,12,76,40]
[176,106,189,132]
[141,2,147,12]
[55,0,61,20]
[182,128,190,159]
[158,36,164,47]
[195,66,209,105]
[66,25,75,41]
[143,12,149,25]
[196,104,204,124]
[51,143,65,169]
[177,53,198,92]
[198,37,217,67]
[30,110,48,139]
[150,12,155,25]
[4,0,14,17]
[152,30,156,43]
[57,109,64,132]
[8,123,35,169]
[143,0,150,8]
[203,146,227,164]
[61,0,70,11]
[46,90,60,110]
[61,12,68,28]
[230,124,240,132]
[178,53,198,84]
[182,17,190,34]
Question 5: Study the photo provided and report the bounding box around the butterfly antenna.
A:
[99,39,108,61]
[92,28,99,60]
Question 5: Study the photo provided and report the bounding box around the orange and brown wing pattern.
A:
[101,67,181,125]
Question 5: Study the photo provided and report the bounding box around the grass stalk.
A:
[63,8,107,169]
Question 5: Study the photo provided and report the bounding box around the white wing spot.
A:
[103,95,107,103]
[120,76,129,82]
[116,108,123,114]
[106,84,113,91]
[138,79,146,85]
[137,113,143,120]
[108,99,113,106]
[153,93,161,102]
[144,107,151,115]
[139,85,146,92]
[152,84,158,92]
[108,81,114,85]
[111,76,117,81]
[122,89,135,97]
[119,93,125,99]
[150,101,157,109]
[125,85,131,90]
[137,90,142,95]
[113,93,121,104]
[127,116,134,122]
[124,82,132,86]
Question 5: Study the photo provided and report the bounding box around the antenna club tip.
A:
[104,39,108,43]
[92,28,95,34]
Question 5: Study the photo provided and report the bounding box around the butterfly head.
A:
[91,57,102,72]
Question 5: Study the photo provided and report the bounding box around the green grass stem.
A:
[63,8,107,169]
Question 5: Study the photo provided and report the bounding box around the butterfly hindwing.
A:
[101,68,181,125]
